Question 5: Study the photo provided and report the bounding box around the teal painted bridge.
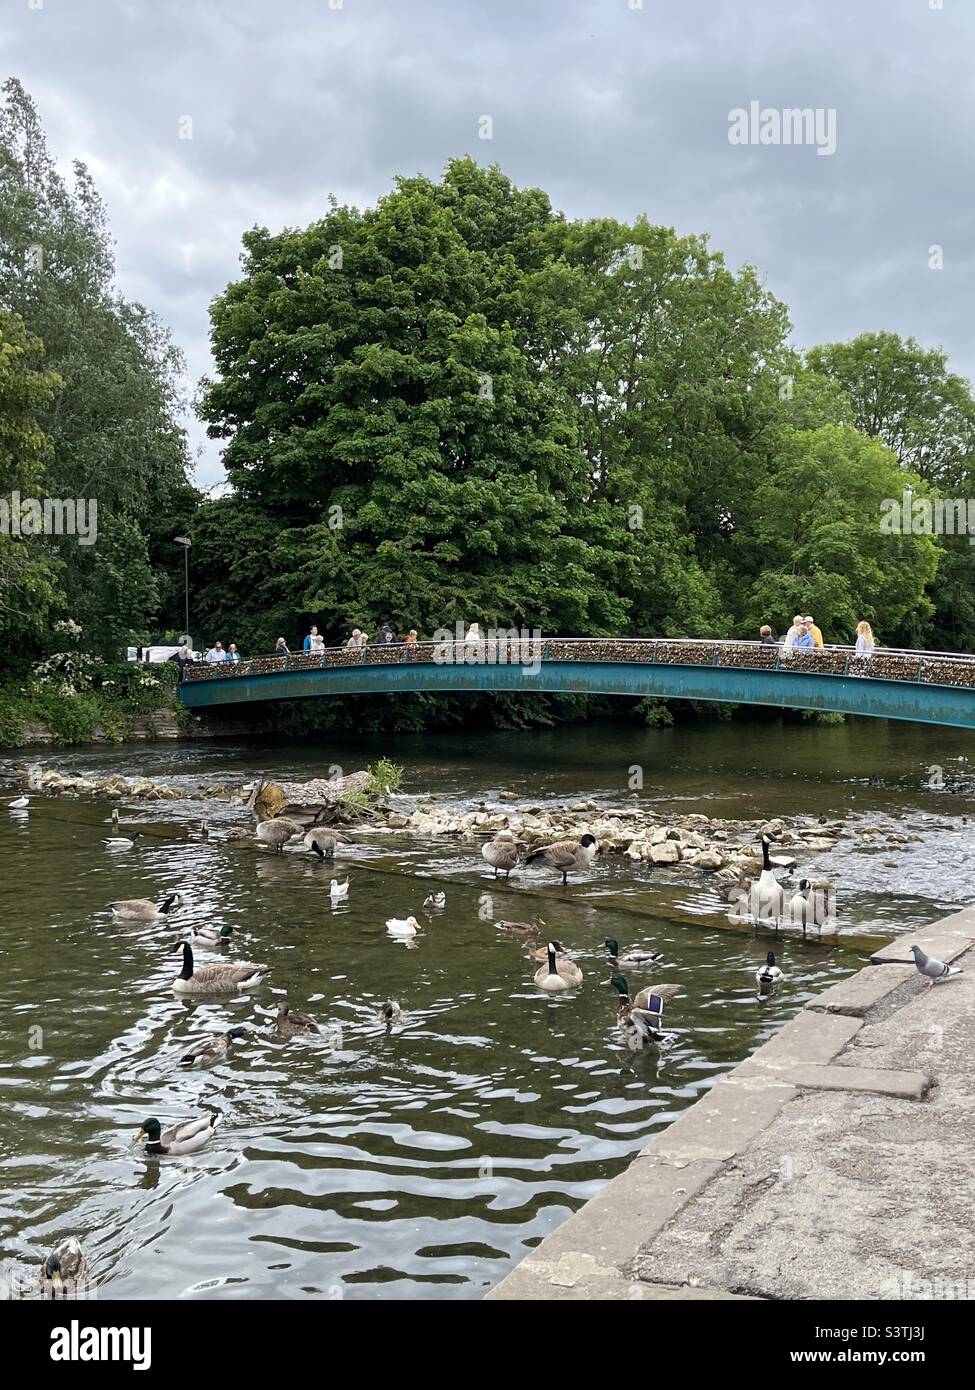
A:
[178,638,975,730]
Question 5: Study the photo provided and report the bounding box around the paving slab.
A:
[785,1063,932,1100]
[805,962,914,1016]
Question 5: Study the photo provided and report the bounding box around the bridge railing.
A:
[181,637,975,690]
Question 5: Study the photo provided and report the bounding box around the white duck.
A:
[386,915,420,937]
[329,879,350,901]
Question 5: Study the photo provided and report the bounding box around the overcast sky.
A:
[3,0,973,489]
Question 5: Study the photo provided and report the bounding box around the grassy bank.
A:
[0,660,183,748]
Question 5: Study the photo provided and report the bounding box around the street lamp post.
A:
[174,537,192,645]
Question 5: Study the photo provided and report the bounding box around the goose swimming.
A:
[533,940,584,992]
[110,892,182,922]
[171,940,270,994]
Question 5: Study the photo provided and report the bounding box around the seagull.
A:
[329,879,350,901]
[910,944,963,992]
[8,795,28,811]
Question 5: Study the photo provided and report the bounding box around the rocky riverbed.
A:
[13,761,931,887]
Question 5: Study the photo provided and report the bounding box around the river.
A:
[1,715,973,1300]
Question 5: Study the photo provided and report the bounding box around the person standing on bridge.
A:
[205,641,227,664]
[854,621,875,657]
[272,637,290,659]
[804,615,824,649]
[794,621,814,650]
[782,615,804,657]
[303,625,324,653]
[226,643,241,664]
[759,625,777,646]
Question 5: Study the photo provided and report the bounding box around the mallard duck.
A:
[38,1237,89,1297]
[256,817,303,852]
[379,999,403,1028]
[787,879,830,934]
[524,833,598,885]
[110,892,182,922]
[604,938,662,968]
[610,976,666,1051]
[386,915,420,937]
[8,795,28,811]
[134,1113,221,1155]
[171,940,270,994]
[329,879,350,900]
[104,832,142,849]
[482,830,520,878]
[305,828,352,859]
[423,891,446,909]
[192,922,234,945]
[276,999,320,1036]
[496,919,543,938]
[533,941,584,992]
[178,1026,246,1069]
[755,835,785,924]
[756,951,784,989]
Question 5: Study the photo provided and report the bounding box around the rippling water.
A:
[1,715,972,1299]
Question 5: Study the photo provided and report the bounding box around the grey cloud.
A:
[2,0,972,487]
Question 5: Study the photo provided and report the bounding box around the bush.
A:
[0,660,181,747]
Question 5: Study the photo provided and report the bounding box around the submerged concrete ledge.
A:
[487,909,975,1301]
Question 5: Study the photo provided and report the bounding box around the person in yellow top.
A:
[804,615,824,649]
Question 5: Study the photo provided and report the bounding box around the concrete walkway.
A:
[488,908,975,1301]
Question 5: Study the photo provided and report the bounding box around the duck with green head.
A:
[604,938,662,968]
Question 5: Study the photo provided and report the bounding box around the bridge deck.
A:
[177,638,975,729]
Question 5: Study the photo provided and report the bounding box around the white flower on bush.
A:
[32,651,105,692]
[53,619,83,640]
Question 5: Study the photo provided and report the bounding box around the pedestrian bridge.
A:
[177,638,975,729]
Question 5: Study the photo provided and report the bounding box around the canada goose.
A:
[304,828,351,859]
[134,1113,221,1156]
[171,940,270,994]
[192,923,234,945]
[910,944,963,991]
[755,835,785,925]
[276,999,321,1036]
[423,891,446,909]
[386,916,420,937]
[179,1026,246,1069]
[110,892,182,922]
[225,828,253,844]
[524,833,598,885]
[604,938,662,968]
[379,999,403,1028]
[756,951,784,990]
[256,817,303,852]
[38,1237,89,1297]
[787,879,829,935]
[8,795,28,811]
[329,879,350,901]
[533,941,584,992]
[104,832,142,849]
[482,830,520,878]
[610,976,667,1051]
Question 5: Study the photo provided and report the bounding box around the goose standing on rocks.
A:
[533,941,584,992]
[256,817,303,852]
[482,829,520,878]
[178,1027,247,1069]
[171,940,270,994]
[787,879,830,935]
[754,835,785,926]
[38,1237,89,1297]
[305,828,352,859]
[276,1000,321,1036]
[756,951,784,993]
[134,1113,221,1155]
[110,892,182,922]
[524,833,598,885]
